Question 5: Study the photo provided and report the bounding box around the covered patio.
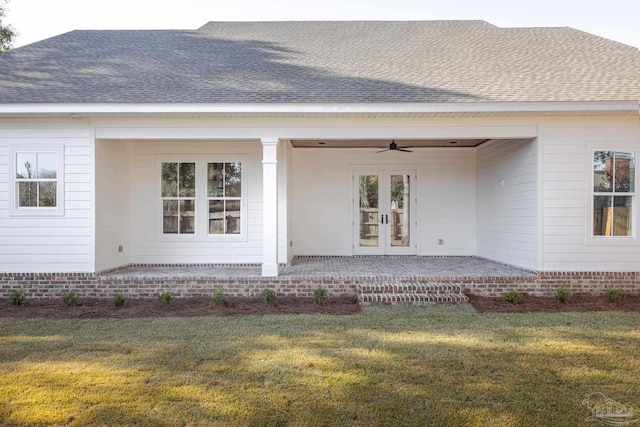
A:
[103,256,534,279]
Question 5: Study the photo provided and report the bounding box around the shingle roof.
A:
[0,20,638,104]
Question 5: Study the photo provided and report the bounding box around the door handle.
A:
[385,214,389,224]
[381,214,384,224]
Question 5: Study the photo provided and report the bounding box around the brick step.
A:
[357,283,468,305]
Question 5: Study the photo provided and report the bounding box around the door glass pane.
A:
[390,175,410,247]
[359,175,379,247]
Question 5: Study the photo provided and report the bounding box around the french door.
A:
[353,170,416,255]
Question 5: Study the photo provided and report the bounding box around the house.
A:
[0,21,639,297]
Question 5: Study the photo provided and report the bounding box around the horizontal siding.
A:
[128,140,264,264]
[476,138,538,269]
[0,120,94,273]
[539,116,640,271]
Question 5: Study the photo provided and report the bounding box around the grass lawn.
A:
[1,305,639,426]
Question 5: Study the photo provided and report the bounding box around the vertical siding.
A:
[292,148,477,256]
[0,120,94,272]
[95,140,130,271]
[128,140,264,264]
[540,116,640,271]
[476,139,538,270]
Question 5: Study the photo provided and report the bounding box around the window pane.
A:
[614,151,635,193]
[16,153,37,179]
[161,163,178,197]
[225,200,241,234]
[225,162,242,197]
[179,163,196,197]
[208,163,223,197]
[39,182,57,207]
[163,200,179,233]
[593,151,613,192]
[179,200,195,234]
[613,196,632,236]
[18,182,38,207]
[209,200,224,234]
[37,153,57,179]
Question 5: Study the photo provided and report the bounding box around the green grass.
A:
[1,306,639,426]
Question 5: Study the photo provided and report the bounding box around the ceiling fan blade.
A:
[397,148,413,152]
[376,148,390,153]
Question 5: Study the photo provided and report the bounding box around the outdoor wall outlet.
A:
[289,240,293,247]
[438,239,444,245]
[118,245,123,253]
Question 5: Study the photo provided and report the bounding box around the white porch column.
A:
[261,137,279,277]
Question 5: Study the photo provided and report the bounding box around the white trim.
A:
[585,143,639,246]
[0,101,637,116]
[8,143,65,217]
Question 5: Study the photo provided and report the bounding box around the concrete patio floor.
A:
[103,256,534,279]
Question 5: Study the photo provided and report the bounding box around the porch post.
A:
[261,137,279,277]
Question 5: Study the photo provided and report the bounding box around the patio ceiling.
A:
[290,138,495,148]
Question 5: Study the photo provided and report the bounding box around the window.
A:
[207,162,242,235]
[161,162,196,234]
[9,144,64,216]
[592,151,635,237]
[158,159,244,239]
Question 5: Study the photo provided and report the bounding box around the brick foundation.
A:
[1,271,639,300]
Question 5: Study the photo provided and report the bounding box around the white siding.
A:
[128,140,264,264]
[476,139,538,270]
[292,148,476,256]
[0,119,94,272]
[539,116,640,271]
[95,140,130,271]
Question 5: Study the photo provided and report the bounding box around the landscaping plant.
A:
[605,287,622,303]
[555,285,570,303]
[503,290,521,304]
[61,290,79,307]
[211,288,226,306]
[263,289,276,305]
[157,292,172,305]
[9,289,26,306]
[112,292,126,307]
[313,288,328,305]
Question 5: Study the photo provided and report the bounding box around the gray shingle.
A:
[0,21,638,104]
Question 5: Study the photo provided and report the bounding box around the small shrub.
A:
[555,285,570,304]
[157,291,172,305]
[211,288,225,306]
[61,290,79,307]
[313,288,328,305]
[263,289,276,305]
[504,290,521,304]
[604,288,621,303]
[9,289,26,306]
[112,292,126,307]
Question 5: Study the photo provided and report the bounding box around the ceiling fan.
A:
[376,140,413,153]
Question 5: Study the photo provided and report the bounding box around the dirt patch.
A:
[0,296,361,318]
[467,293,640,313]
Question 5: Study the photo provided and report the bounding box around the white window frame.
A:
[155,155,247,242]
[586,143,638,245]
[8,143,65,217]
